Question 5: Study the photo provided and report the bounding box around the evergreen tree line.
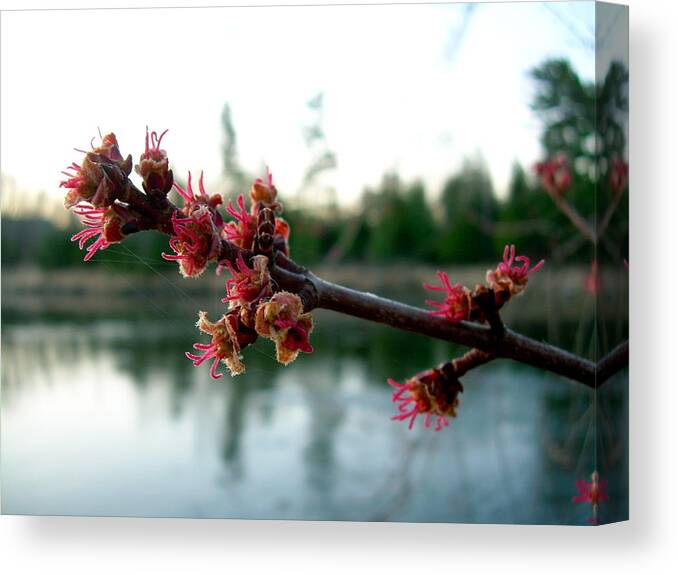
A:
[1,58,628,271]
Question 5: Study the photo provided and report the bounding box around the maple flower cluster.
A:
[61,133,139,259]
[388,367,463,432]
[62,129,312,380]
[424,244,544,325]
[388,245,544,432]
[179,171,311,378]
[573,471,609,525]
[535,153,628,198]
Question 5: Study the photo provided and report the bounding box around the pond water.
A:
[1,310,627,524]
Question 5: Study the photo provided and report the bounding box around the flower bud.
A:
[255,291,314,365]
[61,133,133,209]
[388,367,463,431]
[222,254,272,307]
[486,244,544,297]
[70,203,135,261]
[135,127,173,195]
[161,206,221,277]
[185,310,257,378]
[424,271,471,323]
[250,167,278,207]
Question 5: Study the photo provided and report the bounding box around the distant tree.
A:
[221,103,249,196]
[530,59,628,216]
[362,174,437,263]
[301,92,337,188]
[530,58,628,262]
[437,159,498,263]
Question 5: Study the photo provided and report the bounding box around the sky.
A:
[0,2,596,212]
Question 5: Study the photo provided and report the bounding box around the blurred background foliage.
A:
[1,58,628,272]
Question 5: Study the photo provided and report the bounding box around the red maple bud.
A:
[250,167,279,209]
[60,133,133,209]
[135,127,173,195]
[70,202,133,261]
[173,171,223,225]
[486,244,544,297]
[424,271,472,323]
[222,253,272,306]
[254,207,276,254]
[573,471,608,525]
[161,207,221,277]
[608,156,628,197]
[274,217,290,255]
[255,291,314,365]
[186,310,257,378]
[388,367,463,431]
[223,194,257,250]
[535,154,572,196]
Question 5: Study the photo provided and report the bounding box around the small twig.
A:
[597,189,625,241]
[547,190,597,243]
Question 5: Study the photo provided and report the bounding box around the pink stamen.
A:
[209,356,224,380]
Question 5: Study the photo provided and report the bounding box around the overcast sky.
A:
[1,2,596,209]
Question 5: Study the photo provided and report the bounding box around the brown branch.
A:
[450,348,494,377]
[122,189,627,389]
[306,271,603,386]
[596,341,629,384]
[544,185,625,247]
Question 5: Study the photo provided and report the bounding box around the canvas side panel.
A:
[595,1,629,525]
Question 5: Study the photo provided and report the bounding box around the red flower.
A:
[573,471,608,525]
[186,310,257,378]
[255,292,314,365]
[535,155,572,196]
[223,194,257,250]
[388,367,463,431]
[250,167,279,208]
[135,127,173,195]
[486,244,544,296]
[424,271,471,322]
[608,156,628,197]
[173,171,223,223]
[60,132,133,209]
[222,253,272,306]
[161,207,221,277]
[70,203,132,261]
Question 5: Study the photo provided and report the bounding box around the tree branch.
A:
[596,341,629,384]
[126,191,628,390]
[307,271,601,386]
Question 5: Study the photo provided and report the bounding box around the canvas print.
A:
[1,1,628,524]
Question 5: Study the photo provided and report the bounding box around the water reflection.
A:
[1,314,626,523]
